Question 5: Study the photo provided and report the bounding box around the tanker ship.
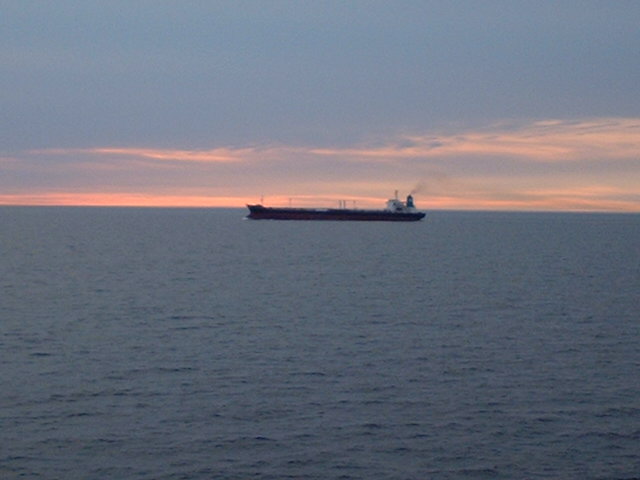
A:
[246,193,425,222]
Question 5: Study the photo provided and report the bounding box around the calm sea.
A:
[1,207,639,479]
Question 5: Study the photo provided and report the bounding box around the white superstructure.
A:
[386,193,417,213]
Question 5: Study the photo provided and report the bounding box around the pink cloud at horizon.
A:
[3,118,639,212]
[1,186,638,213]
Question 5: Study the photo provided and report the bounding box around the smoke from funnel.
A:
[410,181,427,195]
[410,172,451,196]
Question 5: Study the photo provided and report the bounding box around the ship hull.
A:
[246,205,425,222]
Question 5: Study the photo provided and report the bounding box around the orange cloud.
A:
[309,118,640,162]
[31,147,256,163]
[424,183,640,212]
[26,118,640,166]
[5,117,639,212]
[0,192,252,208]
[2,186,637,212]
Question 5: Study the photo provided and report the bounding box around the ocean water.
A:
[1,207,639,480]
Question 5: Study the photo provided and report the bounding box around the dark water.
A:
[1,207,639,479]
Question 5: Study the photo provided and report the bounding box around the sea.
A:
[1,207,639,480]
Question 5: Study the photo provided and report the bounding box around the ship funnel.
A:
[406,194,415,209]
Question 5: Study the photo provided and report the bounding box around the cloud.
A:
[27,118,640,167]
[308,118,640,163]
[29,146,253,163]
[4,117,640,212]
[0,192,247,208]
[0,156,20,165]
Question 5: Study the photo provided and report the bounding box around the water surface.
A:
[1,208,639,479]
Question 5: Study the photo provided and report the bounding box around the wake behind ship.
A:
[246,194,426,222]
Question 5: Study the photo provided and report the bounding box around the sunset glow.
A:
[310,118,640,162]
[2,3,639,213]
[3,118,638,212]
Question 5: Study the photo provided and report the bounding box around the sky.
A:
[2,1,639,211]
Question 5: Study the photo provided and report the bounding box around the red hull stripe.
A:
[246,206,425,222]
